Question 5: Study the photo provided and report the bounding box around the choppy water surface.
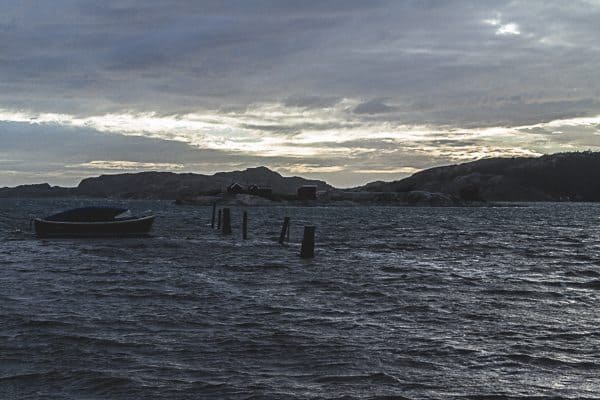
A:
[2,199,600,399]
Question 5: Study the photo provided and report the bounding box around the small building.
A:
[248,184,273,198]
[226,182,244,194]
[297,185,317,200]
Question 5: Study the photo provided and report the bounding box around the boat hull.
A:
[33,215,155,238]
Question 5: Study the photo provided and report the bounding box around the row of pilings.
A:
[210,203,315,258]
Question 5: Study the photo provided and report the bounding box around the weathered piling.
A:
[211,203,216,228]
[222,208,232,234]
[279,216,290,244]
[217,209,222,229]
[300,226,315,258]
[242,211,248,240]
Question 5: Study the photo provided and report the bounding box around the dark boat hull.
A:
[33,215,155,238]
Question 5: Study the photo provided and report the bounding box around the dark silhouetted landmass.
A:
[355,151,600,201]
[5,153,600,203]
[0,167,331,200]
[0,183,76,198]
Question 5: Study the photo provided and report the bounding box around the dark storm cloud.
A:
[0,0,387,113]
[353,99,396,115]
[283,95,341,109]
[0,121,246,185]
[2,0,599,122]
[0,122,224,163]
[238,121,361,134]
[2,1,600,186]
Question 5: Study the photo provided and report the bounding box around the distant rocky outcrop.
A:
[356,151,600,202]
[5,153,600,203]
[319,189,460,206]
[0,183,75,198]
[77,171,217,199]
[0,167,332,200]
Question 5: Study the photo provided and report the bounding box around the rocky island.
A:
[3,152,600,205]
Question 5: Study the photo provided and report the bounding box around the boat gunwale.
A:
[34,215,155,226]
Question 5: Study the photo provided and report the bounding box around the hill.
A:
[357,152,600,201]
[5,153,600,203]
[0,167,332,199]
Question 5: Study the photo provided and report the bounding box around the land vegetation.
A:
[3,152,600,205]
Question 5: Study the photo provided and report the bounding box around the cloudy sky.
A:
[2,1,600,187]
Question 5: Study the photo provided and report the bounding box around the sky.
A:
[2,0,600,188]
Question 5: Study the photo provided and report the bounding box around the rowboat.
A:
[33,207,154,238]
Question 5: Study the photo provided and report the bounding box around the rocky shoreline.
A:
[173,191,519,207]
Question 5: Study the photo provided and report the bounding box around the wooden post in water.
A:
[300,226,315,258]
[211,203,216,229]
[242,211,248,240]
[222,208,232,234]
[279,216,290,244]
[217,209,222,229]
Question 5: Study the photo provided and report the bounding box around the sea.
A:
[2,198,600,399]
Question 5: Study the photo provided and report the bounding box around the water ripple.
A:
[2,199,600,398]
